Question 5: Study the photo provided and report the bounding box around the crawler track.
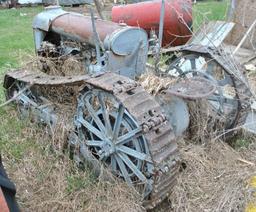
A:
[4,70,180,209]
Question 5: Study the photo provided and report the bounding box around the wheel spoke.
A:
[86,140,104,147]
[224,97,237,105]
[218,75,232,86]
[98,92,112,136]
[118,153,147,183]
[208,94,236,106]
[115,155,132,185]
[206,62,214,75]
[115,128,142,146]
[117,146,152,163]
[208,93,224,102]
[78,117,106,141]
[85,99,106,134]
[172,65,184,76]
[208,94,225,112]
[111,155,117,171]
[190,58,196,72]
[113,104,125,140]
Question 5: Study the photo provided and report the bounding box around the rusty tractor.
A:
[3,2,253,209]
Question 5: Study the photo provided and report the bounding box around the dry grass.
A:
[168,139,256,212]
[3,117,144,212]
[149,138,256,212]
[21,54,86,76]
[139,71,226,141]
[3,29,256,212]
[186,99,227,142]
[139,72,177,95]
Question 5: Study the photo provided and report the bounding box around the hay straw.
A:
[167,140,256,212]
[2,113,144,212]
[139,71,177,95]
[21,53,86,76]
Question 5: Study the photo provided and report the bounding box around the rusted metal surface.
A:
[32,6,67,32]
[164,77,216,99]
[112,0,192,47]
[51,13,122,45]
[3,70,91,88]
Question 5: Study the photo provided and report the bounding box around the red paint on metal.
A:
[112,0,192,47]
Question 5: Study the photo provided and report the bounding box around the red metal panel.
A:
[112,0,192,47]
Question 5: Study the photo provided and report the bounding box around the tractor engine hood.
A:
[32,6,148,57]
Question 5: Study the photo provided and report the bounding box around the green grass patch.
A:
[231,137,253,149]
[66,174,92,194]
[193,0,230,30]
[0,7,43,161]
[0,7,43,74]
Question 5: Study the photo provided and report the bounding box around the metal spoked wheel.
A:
[74,88,153,197]
[166,53,239,130]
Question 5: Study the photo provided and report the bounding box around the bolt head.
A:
[164,166,169,173]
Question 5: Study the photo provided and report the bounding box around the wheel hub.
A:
[99,141,115,158]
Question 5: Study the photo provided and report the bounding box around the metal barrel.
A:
[112,0,193,47]
[51,13,123,45]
